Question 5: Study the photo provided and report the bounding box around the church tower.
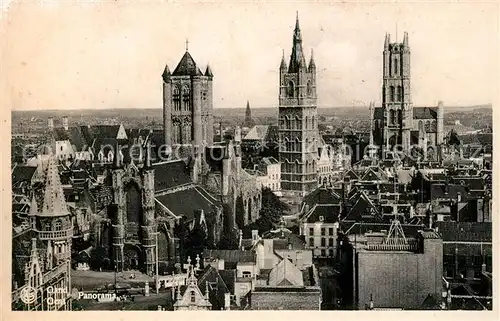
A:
[29,155,72,310]
[162,45,214,149]
[278,13,318,196]
[382,32,412,152]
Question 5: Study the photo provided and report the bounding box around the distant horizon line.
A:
[11,103,493,112]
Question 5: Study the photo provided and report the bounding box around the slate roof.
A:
[302,204,341,224]
[243,125,269,141]
[12,165,37,185]
[435,221,492,242]
[413,107,437,119]
[268,259,303,287]
[430,184,468,200]
[198,265,231,310]
[152,160,192,192]
[202,249,256,264]
[156,186,215,220]
[302,187,342,207]
[172,51,203,76]
[451,176,485,190]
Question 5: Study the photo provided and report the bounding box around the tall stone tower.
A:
[382,32,412,152]
[162,47,214,149]
[29,155,72,310]
[278,13,318,196]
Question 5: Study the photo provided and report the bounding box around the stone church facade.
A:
[371,32,444,160]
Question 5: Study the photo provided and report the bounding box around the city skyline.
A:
[3,1,497,111]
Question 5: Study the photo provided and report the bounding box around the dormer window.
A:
[319,216,324,222]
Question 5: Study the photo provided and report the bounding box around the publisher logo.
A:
[20,286,37,305]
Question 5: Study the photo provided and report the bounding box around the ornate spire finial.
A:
[185,38,189,51]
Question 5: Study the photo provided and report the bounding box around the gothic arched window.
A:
[393,57,399,75]
[397,110,402,125]
[54,220,62,231]
[182,86,191,111]
[390,110,396,125]
[305,116,309,130]
[397,86,403,102]
[287,81,295,98]
[390,86,395,102]
[173,86,181,111]
[307,80,312,97]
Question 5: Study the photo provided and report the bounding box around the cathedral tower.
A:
[162,46,214,149]
[382,32,412,152]
[278,13,318,196]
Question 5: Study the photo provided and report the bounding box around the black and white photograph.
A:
[5,0,496,313]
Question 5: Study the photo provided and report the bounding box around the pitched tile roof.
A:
[302,204,341,224]
[268,258,304,287]
[12,165,37,185]
[172,51,203,76]
[243,125,269,141]
[413,107,437,119]
[202,249,256,263]
[152,160,192,192]
[156,186,215,220]
[303,187,342,207]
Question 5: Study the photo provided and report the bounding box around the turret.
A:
[221,144,231,197]
[280,49,287,71]
[403,32,409,50]
[384,33,390,51]
[205,64,213,78]
[308,49,316,73]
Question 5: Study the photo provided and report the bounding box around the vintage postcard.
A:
[3,0,497,317]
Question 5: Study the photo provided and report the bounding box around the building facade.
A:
[278,14,319,196]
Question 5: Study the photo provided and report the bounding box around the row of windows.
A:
[286,80,314,98]
[317,249,335,257]
[282,161,316,173]
[387,85,404,102]
[308,237,335,247]
[279,117,317,130]
[309,227,335,236]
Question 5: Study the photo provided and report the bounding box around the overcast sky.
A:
[3,1,498,110]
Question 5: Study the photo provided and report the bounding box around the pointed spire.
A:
[40,156,70,217]
[384,33,390,50]
[308,48,316,72]
[29,194,38,216]
[403,31,409,48]
[205,64,213,77]
[289,12,306,72]
[295,11,300,32]
[280,49,287,70]
[162,64,171,81]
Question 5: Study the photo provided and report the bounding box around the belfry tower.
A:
[278,13,318,196]
[162,44,214,149]
[382,32,412,152]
